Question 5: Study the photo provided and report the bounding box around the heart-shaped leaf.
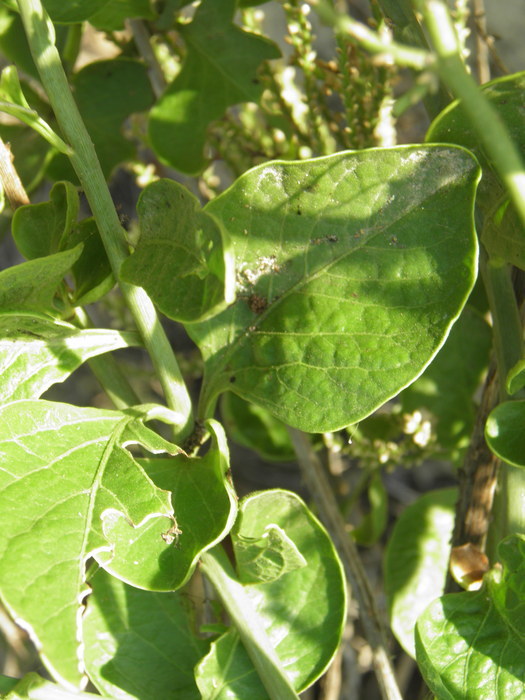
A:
[196,490,346,697]
[148,0,280,173]
[190,146,479,432]
[0,314,140,404]
[121,179,235,323]
[384,488,457,657]
[416,535,525,699]
[12,181,79,259]
[0,401,182,689]
[83,569,207,700]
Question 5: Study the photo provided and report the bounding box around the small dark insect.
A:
[247,293,268,314]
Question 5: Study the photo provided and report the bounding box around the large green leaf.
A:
[485,400,525,467]
[196,490,346,697]
[384,488,457,657]
[189,146,480,433]
[401,306,491,458]
[49,59,154,180]
[121,179,235,323]
[0,314,140,403]
[0,246,82,315]
[83,569,207,700]
[416,535,525,699]
[103,419,238,592]
[0,401,182,689]
[148,0,280,173]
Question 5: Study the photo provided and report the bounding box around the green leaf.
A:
[42,0,111,23]
[190,146,480,433]
[234,524,306,585]
[88,0,155,31]
[3,672,110,699]
[352,471,388,546]
[426,71,525,216]
[0,314,140,403]
[0,8,38,81]
[121,179,234,323]
[482,196,525,270]
[67,218,114,305]
[0,246,82,315]
[101,419,238,591]
[221,392,295,462]
[384,488,457,657]
[0,66,70,153]
[485,400,525,467]
[196,490,346,696]
[83,568,207,700]
[49,59,154,180]
[0,401,182,689]
[148,0,280,173]
[12,181,79,259]
[506,357,525,395]
[401,306,491,457]
[0,122,51,191]
[415,535,525,699]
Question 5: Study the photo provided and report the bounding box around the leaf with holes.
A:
[190,146,479,432]
[0,401,183,690]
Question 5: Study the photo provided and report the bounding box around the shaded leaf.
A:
[0,314,140,403]
[221,392,295,462]
[0,401,181,689]
[148,0,280,173]
[352,471,388,546]
[385,488,457,657]
[416,535,525,699]
[481,196,525,270]
[12,181,79,259]
[42,0,110,23]
[196,490,346,696]
[190,146,479,433]
[121,179,234,322]
[234,523,306,585]
[401,306,491,458]
[0,246,82,315]
[83,569,207,700]
[89,0,155,31]
[102,419,238,591]
[68,218,114,305]
[486,400,525,467]
[49,59,154,180]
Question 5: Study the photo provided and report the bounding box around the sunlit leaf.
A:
[190,146,479,432]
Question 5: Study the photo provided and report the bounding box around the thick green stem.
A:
[415,0,525,231]
[17,0,193,438]
[200,547,300,700]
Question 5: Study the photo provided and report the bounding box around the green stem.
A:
[415,0,525,231]
[73,307,141,409]
[312,0,432,70]
[200,547,300,700]
[17,0,193,438]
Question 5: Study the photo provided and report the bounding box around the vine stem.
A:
[16,0,193,438]
[287,428,402,700]
[312,0,432,70]
[199,548,300,700]
[415,0,525,231]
